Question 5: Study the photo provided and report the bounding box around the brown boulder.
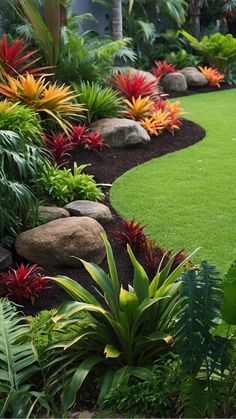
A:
[15,217,106,268]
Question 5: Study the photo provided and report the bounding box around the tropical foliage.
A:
[0,100,43,145]
[0,33,47,76]
[111,70,161,100]
[48,234,195,411]
[0,263,51,304]
[73,81,124,124]
[199,66,225,87]
[37,162,104,206]
[0,73,84,132]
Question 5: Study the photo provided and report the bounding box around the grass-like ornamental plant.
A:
[198,66,225,87]
[37,162,104,205]
[0,100,43,145]
[0,74,84,132]
[73,81,124,124]
[0,33,47,76]
[111,70,161,100]
[48,235,196,411]
[0,263,51,304]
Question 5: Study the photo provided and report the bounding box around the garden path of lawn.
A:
[110,90,236,272]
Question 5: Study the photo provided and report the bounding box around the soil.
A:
[21,117,205,316]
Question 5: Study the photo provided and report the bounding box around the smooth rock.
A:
[39,206,70,222]
[15,217,106,268]
[90,118,150,148]
[65,200,112,223]
[129,68,158,84]
[161,72,188,92]
[0,247,12,269]
[181,67,208,87]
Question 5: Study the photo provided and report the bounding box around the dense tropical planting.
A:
[0,0,236,417]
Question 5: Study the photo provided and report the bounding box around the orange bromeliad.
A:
[123,95,154,120]
[198,66,225,87]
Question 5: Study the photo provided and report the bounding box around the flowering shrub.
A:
[151,60,177,80]
[0,263,51,304]
[198,66,225,87]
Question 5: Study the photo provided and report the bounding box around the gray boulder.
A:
[0,247,12,269]
[180,67,208,87]
[90,118,150,148]
[15,217,106,268]
[39,206,70,222]
[161,72,188,92]
[65,200,112,224]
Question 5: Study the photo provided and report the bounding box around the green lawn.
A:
[110,89,236,272]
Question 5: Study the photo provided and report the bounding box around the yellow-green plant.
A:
[0,73,84,132]
[47,235,196,411]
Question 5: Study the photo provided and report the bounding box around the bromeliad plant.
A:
[0,263,51,305]
[198,66,225,87]
[0,73,84,132]
[111,70,161,101]
[151,60,177,81]
[48,235,197,411]
[123,96,154,120]
[0,33,47,77]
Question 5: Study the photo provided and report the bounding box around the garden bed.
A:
[21,118,205,316]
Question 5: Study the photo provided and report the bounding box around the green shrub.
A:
[46,235,195,413]
[0,130,46,245]
[57,31,136,84]
[102,361,180,417]
[0,101,43,145]
[182,31,236,73]
[165,49,202,69]
[37,162,104,205]
[73,81,124,124]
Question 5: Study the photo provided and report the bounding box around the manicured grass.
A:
[110,89,236,272]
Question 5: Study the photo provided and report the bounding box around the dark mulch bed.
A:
[22,118,205,316]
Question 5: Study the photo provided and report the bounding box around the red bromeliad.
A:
[44,132,75,163]
[112,218,149,252]
[111,70,161,100]
[151,61,177,81]
[0,263,51,304]
[0,34,48,76]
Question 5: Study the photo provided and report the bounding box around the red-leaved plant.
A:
[111,70,161,100]
[151,61,177,81]
[0,263,51,304]
[112,218,149,252]
[44,132,75,163]
[144,239,186,278]
[0,34,48,76]
[70,126,108,151]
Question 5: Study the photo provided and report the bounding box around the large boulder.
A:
[0,247,12,269]
[39,206,70,222]
[65,200,112,224]
[15,217,106,268]
[161,72,188,92]
[180,67,208,87]
[90,118,150,148]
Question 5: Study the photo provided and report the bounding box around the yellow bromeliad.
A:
[140,109,171,136]
[198,66,224,87]
[123,95,154,120]
[0,73,85,132]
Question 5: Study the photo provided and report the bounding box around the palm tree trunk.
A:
[112,0,123,40]
[189,0,203,39]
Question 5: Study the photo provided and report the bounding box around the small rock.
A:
[90,118,150,148]
[0,247,12,269]
[39,206,70,222]
[15,217,106,268]
[181,67,208,87]
[161,72,188,92]
[65,200,112,224]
